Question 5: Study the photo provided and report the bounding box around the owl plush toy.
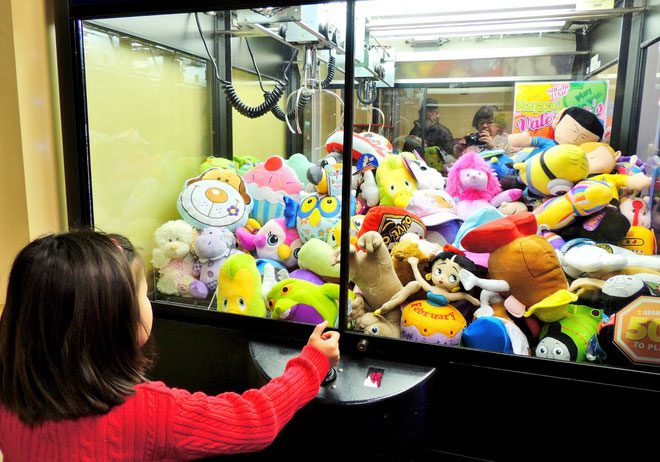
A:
[284,192,354,244]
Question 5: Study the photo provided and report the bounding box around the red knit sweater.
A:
[0,345,329,461]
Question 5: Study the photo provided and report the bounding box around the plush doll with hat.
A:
[513,144,590,197]
[216,253,267,318]
[446,150,522,220]
[177,168,253,231]
[266,278,349,327]
[360,168,380,208]
[480,149,518,183]
[534,179,613,230]
[459,213,575,327]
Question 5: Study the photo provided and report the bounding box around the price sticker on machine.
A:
[614,296,660,365]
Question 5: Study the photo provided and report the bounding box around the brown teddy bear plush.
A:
[390,234,442,301]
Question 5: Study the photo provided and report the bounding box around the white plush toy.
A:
[556,238,660,279]
[152,219,205,297]
[404,153,446,191]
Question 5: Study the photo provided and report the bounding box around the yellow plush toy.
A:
[376,154,417,208]
[217,253,267,317]
[513,144,589,197]
[534,179,613,230]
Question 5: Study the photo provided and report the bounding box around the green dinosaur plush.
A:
[266,278,352,327]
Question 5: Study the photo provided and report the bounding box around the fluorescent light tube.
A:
[367,9,574,29]
[370,21,566,38]
[357,0,576,17]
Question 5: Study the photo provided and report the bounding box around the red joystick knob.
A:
[264,156,283,171]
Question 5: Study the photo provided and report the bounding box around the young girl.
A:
[0,230,340,460]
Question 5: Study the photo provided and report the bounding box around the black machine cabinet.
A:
[55,0,660,459]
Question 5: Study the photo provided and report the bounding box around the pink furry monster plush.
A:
[446,150,522,219]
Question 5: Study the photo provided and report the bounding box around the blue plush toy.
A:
[284,191,355,243]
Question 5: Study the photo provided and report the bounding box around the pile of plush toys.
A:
[152,106,660,366]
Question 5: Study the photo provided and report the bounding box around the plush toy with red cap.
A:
[459,213,576,329]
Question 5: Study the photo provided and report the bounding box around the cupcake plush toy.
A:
[243,155,303,225]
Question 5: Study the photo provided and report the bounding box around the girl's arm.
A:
[163,345,329,459]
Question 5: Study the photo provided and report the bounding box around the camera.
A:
[464,132,487,147]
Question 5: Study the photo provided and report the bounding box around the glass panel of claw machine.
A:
[81,3,349,325]
[345,0,660,374]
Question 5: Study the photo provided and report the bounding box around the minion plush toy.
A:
[513,144,589,197]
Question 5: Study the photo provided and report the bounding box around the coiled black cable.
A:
[223,83,286,119]
[319,54,336,88]
[195,12,284,119]
[271,54,336,121]
[271,91,312,121]
[356,79,378,105]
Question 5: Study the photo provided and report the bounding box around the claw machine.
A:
[55,0,660,459]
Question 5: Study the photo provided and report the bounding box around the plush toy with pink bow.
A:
[446,150,522,220]
[235,217,303,269]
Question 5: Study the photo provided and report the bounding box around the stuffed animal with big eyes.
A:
[235,217,302,269]
[284,192,351,244]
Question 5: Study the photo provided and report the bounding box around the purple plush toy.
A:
[191,227,239,298]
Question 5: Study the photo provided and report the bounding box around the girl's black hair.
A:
[559,106,604,140]
[0,230,151,425]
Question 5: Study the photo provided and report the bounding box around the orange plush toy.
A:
[459,213,576,335]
